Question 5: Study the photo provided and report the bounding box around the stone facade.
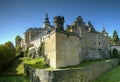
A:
[44,31,56,68]
[22,14,54,50]
[44,30,83,68]
[22,15,109,68]
[66,16,108,60]
[108,44,120,55]
[44,16,109,68]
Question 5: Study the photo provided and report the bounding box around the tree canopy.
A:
[112,30,119,44]
[15,35,22,47]
[38,42,44,57]
[15,35,23,56]
[0,41,16,72]
[108,36,113,44]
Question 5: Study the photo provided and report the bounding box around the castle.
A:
[21,14,109,68]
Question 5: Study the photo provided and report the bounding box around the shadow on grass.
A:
[0,58,30,82]
[28,61,49,69]
[1,59,23,75]
[0,74,29,82]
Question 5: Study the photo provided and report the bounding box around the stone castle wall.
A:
[44,29,109,68]
[56,30,83,68]
[109,44,120,53]
[44,31,56,68]
[84,32,109,60]
[44,30,83,68]
[24,58,120,82]
[29,37,42,50]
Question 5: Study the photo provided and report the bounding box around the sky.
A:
[0,0,120,45]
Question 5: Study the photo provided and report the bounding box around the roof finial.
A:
[102,26,106,32]
[46,13,48,18]
[43,13,50,23]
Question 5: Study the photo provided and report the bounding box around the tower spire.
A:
[43,13,50,28]
[46,13,48,18]
[102,26,106,32]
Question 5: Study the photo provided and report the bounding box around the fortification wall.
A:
[55,31,82,68]
[44,31,56,68]
[44,30,83,68]
[24,58,120,82]
[109,44,120,53]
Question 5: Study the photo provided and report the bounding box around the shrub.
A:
[38,42,44,57]
[27,49,36,59]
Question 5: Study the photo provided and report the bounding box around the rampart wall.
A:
[24,58,120,82]
[44,30,83,68]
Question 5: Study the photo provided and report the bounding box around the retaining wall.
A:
[24,59,119,82]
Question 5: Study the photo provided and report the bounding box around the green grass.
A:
[0,75,29,82]
[1,57,31,75]
[1,57,120,82]
[0,57,49,82]
[26,57,49,69]
[60,59,107,69]
[93,65,120,82]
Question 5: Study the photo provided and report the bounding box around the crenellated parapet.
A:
[53,16,65,30]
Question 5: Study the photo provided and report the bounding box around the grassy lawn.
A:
[1,57,31,75]
[93,65,120,82]
[26,57,49,69]
[59,61,96,69]
[0,57,48,82]
[60,59,111,69]
[1,57,120,82]
[0,75,29,82]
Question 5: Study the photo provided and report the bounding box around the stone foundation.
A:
[24,58,119,82]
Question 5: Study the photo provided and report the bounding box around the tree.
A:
[0,44,7,68]
[0,41,16,72]
[108,36,113,44]
[15,35,22,47]
[112,30,119,44]
[4,41,16,61]
[16,46,23,56]
[38,42,44,57]
[15,35,23,56]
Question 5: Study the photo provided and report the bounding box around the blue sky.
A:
[0,0,120,45]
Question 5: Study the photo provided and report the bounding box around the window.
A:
[99,42,101,46]
[94,42,96,46]
[98,35,101,39]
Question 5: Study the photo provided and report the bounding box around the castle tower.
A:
[43,13,50,28]
[53,16,58,28]
[53,16,64,30]
[76,16,86,37]
[102,26,108,36]
[102,26,105,32]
